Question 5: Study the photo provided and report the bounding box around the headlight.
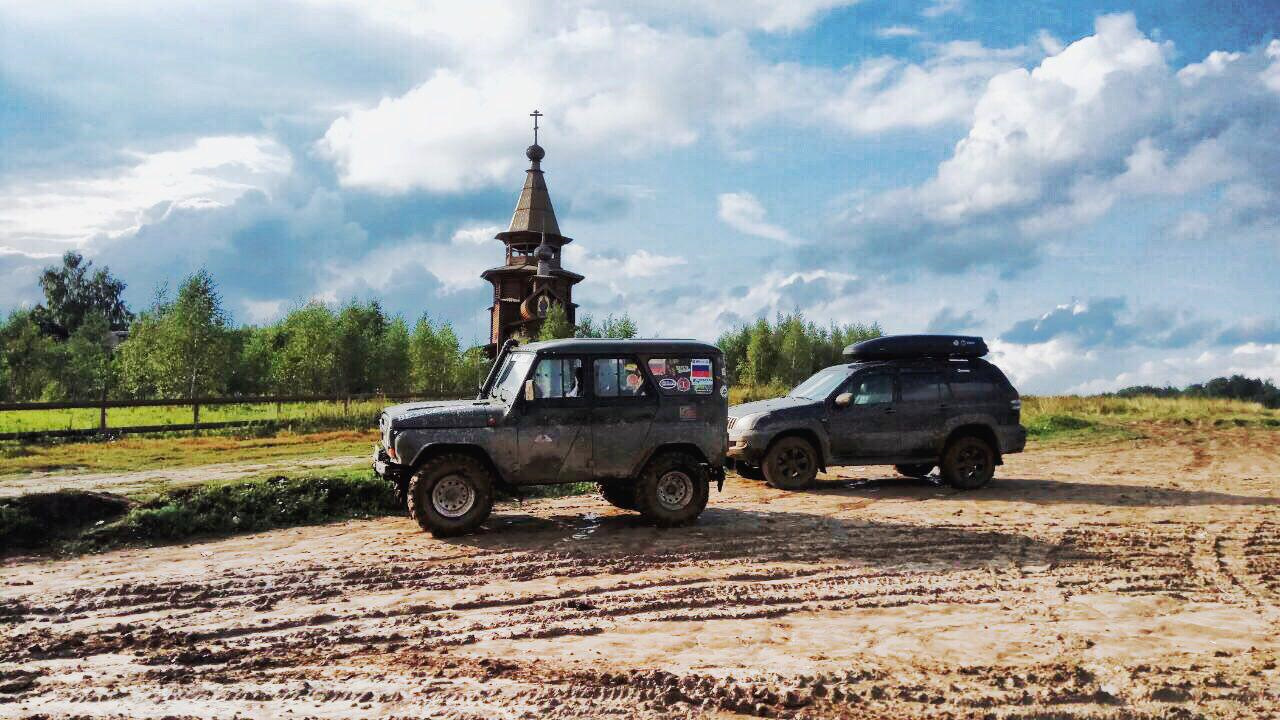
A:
[733,412,771,430]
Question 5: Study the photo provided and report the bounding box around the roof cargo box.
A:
[843,334,988,360]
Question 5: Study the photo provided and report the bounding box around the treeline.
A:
[0,253,487,401]
[1114,375,1280,409]
[717,314,882,388]
[0,252,641,403]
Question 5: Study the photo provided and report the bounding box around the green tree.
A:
[0,311,61,400]
[115,271,234,398]
[456,345,490,396]
[744,317,778,386]
[334,300,388,395]
[32,251,133,339]
[409,315,464,394]
[228,326,275,396]
[576,312,638,339]
[538,302,574,341]
[716,325,751,385]
[379,317,411,394]
[271,303,338,394]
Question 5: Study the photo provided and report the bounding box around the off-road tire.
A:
[634,451,710,527]
[763,436,820,490]
[941,436,996,490]
[600,481,638,511]
[734,463,765,481]
[895,463,935,479]
[407,453,494,537]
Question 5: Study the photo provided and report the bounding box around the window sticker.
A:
[649,357,716,395]
[691,358,713,394]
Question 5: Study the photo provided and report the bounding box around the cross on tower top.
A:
[529,109,543,145]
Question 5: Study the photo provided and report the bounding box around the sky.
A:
[1,0,1278,394]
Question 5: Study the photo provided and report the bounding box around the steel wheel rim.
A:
[432,475,476,518]
[775,445,813,479]
[656,471,694,511]
[957,446,989,482]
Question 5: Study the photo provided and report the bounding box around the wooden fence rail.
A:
[0,393,453,442]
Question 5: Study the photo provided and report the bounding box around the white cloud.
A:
[717,192,794,243]
[876,25,921,39]
[922,0,963,19]
[450,225,503,245]
[319,7,1026,194]
[304,0,861,37]
[620,249,686,278]
[0,135,292,251]
[839,13,1280,274]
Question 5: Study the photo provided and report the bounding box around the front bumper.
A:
[726,428,769,466]
[372,445,409,486]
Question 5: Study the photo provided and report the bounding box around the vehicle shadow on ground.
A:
[801,474,1280,507]
[441,504,1066,571]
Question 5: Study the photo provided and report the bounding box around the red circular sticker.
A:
[676,377,692,392]
[626,373,641,389]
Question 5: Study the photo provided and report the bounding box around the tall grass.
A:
[1022,395,1280,425]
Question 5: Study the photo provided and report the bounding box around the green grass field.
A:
[0,430,377,477]
[0,398,423,435]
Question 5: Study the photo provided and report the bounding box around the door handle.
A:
[882,407,895,414]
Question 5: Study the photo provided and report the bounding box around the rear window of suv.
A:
[949,366,1003,401]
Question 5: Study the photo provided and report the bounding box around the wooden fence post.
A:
[193,402,200,431]
[99,389,108,433]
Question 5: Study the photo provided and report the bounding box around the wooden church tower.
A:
[482,111,583,356]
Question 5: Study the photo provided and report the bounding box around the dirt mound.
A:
[0,490,134,549]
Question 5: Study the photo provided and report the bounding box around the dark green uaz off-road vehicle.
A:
[374,339,728,536]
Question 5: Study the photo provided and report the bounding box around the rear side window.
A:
[647,357,715,395]
[901,372,947,403]
[950,367,1000,401]
[595,358,649,398]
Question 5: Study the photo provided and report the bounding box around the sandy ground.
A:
[2,424,1278,719]
[0,455,366,499]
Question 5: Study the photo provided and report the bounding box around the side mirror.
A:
[834,392,853,408]
[524,379,536,402]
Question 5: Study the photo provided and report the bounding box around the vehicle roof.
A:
[518,338,722,355]
[831,357,998,372]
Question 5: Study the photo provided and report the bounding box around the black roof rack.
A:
[844,334,988,360]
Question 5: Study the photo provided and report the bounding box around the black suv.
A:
[727,335,1025,490]
[375,338,728,536]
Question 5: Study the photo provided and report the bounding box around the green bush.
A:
[92,473,399,544]
[0,503,41,548]
[1025,413,1094,438]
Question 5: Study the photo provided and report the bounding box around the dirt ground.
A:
[2,424,1278,719]
[0,455,366,499]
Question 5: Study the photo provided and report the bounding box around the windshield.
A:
[788,366,853,400]
[489,353,535,403]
